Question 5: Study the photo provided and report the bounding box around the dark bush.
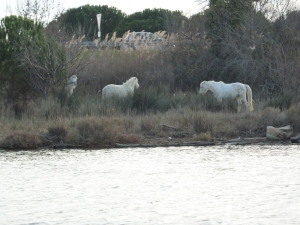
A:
[266,93,293,110]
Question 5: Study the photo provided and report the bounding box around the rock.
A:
[266,125,293,140]
[291,134,300,143]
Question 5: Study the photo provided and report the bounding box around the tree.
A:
[17,33,95,101]
[12,0,65,24]
[163,12,211,91]
[198,0,300,97]
[0,15,45,115]
[114,8,186,37]
[204,0,256,57]
[17,36,68,97]
[55,4,126,40]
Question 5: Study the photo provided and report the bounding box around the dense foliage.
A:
[113,8,186,37]
[56,4,125,40]
[49,5,186,40]
[0,16,45,84]
[0,16,45,114]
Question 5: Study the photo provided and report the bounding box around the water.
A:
[0,145,299,225]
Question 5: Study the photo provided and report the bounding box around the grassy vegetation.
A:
[1,84,300,150]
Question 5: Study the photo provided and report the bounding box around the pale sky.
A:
[0,0,203,20]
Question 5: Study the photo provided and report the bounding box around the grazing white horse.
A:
[102,77,139,99]
[199,80,254,112]
[66,75,78,97]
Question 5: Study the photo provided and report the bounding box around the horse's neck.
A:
[123,81,134,92]
[207,82,220,93]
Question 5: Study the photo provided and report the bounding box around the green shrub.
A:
[199,93,237,113]
[134,85,180,113]
[266,93,293,110]
[286,104,300,132]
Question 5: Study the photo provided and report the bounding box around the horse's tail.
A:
[101,87,107,99]
[245,85,254,111]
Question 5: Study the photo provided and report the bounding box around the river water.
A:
[0,145,299,225]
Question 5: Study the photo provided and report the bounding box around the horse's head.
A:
[134,77,139,89]
[128,77,139,89]
[199,81,208,95]
[68,75,78,86]
[124,77,139,92]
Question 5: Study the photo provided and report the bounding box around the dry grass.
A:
[0,101,299,149]
[286,103,300,131]
[257,107,287,128]
[1,130,41,150]
[192,112,214,134]
[193,132,213,142]
[66,116,142,146]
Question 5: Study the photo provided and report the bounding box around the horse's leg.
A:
[214,94,222,103]
[240,90,249,111]
[241,97,248,111]
[237,98,242,113]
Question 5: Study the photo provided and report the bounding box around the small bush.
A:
[47,125,68,143]
[192,113,214,134]
[286,103,300,132]
[258,107,287,127]
[193,132,213,141]
[200,93,237,112]
[131,88,160,113]
[76,117,104,145]
[140,117,156,134]
[0,131,41,150]
[130,85,177,113]
[66,116,141,146]
[266,93,293,110]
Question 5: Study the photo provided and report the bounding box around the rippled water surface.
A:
[1,145,300,225]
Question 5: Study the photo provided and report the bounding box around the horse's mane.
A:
[126,77,135,82]
[124,77,137,84]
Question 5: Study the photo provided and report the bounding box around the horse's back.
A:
[222,82,245,89]
[215,82,246,98]
[102,77,138,99]
[102,84,115,98]
[102,84,126,99]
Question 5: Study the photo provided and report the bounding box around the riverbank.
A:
[0,132,296,151]
[49,137,294,151]
[0,103,300,150]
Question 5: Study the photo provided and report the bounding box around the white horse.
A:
[66,75,78,97]
[102,77,139,99]
[199,80,254,112]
